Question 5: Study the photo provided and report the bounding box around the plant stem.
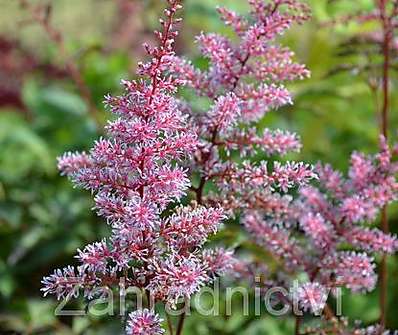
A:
[176,311,186,335]
[380,0,390,138]
[377,0,391,328]
[295,315,301,335]
[166,313,174,335]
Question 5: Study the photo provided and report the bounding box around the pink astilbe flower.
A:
[42,2,232,333]
[126,309,164,335]
[297,282,328,314]
[41,266,84,300]
[75,239,111,272]
[272,161,317,192]
[345,227,398,254]
[169,1,314,222]
[248,139,398,313]
[148,255,208,306]
[204,93,241,136]
[169,0,398,328]
[220,128,301,157]
[202,248,235,278]
[42,0,398,332]
[322,252,377,292]
[217,6,248,36]
[237,143,395,323]
[244,211,308,271]
[161,205,225,251]
[299,212,336,249]
[57,151,92,175]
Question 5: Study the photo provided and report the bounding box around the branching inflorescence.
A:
[42,1,232,334]
[170,0,398,333]
[170,0,313,210]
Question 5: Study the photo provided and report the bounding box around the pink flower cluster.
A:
[42,1,233,334]
[296,282,328,314]
[169,0,314,214]
[169,0,398,326]
[243,137,398,315]
[126,309,164,335]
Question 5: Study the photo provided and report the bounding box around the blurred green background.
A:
[0,0,398,334]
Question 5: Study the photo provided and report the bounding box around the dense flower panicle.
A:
[57,151,92,176]
[282,138,398,303]
[212,161,316,197]
[244,211,307,270]
[161,206,225,251]
[298,186,331,217]
[43,2,229,333]
[172,1,310,95]
[272,161,317,192]
[167,6,314,286]
[93,192,156,228]
[344,227,398,254]
[252,46,310,81]
[204,93,242,136]
[340,195,378,223]
[42,266,87,300]
[75,240,111,273]
[348,152,375,189]
[236,83,292,121]
[208,186,295,218]
[43,0,398,331]
[148,255,208,305]
[196,33,236,76]
[241,14,291,55]
[216,6,248,35]
[321,252,377,292]
[315,163,346,199]
[218,128,301,158]
[256,129,302,155]
[170,0,311,178]
[126,309,164,335]
[299,212,336,249]
[202,248,235,278]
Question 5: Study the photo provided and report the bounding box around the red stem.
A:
[377,0,391,328]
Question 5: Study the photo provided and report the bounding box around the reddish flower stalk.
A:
[377,0,392,327]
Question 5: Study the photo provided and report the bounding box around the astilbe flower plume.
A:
[170,0,314,211]
[170,0,398,331]
[243,137,398,325]
[41,1,230,333]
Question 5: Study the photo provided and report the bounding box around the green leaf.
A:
[0,112,54,181]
